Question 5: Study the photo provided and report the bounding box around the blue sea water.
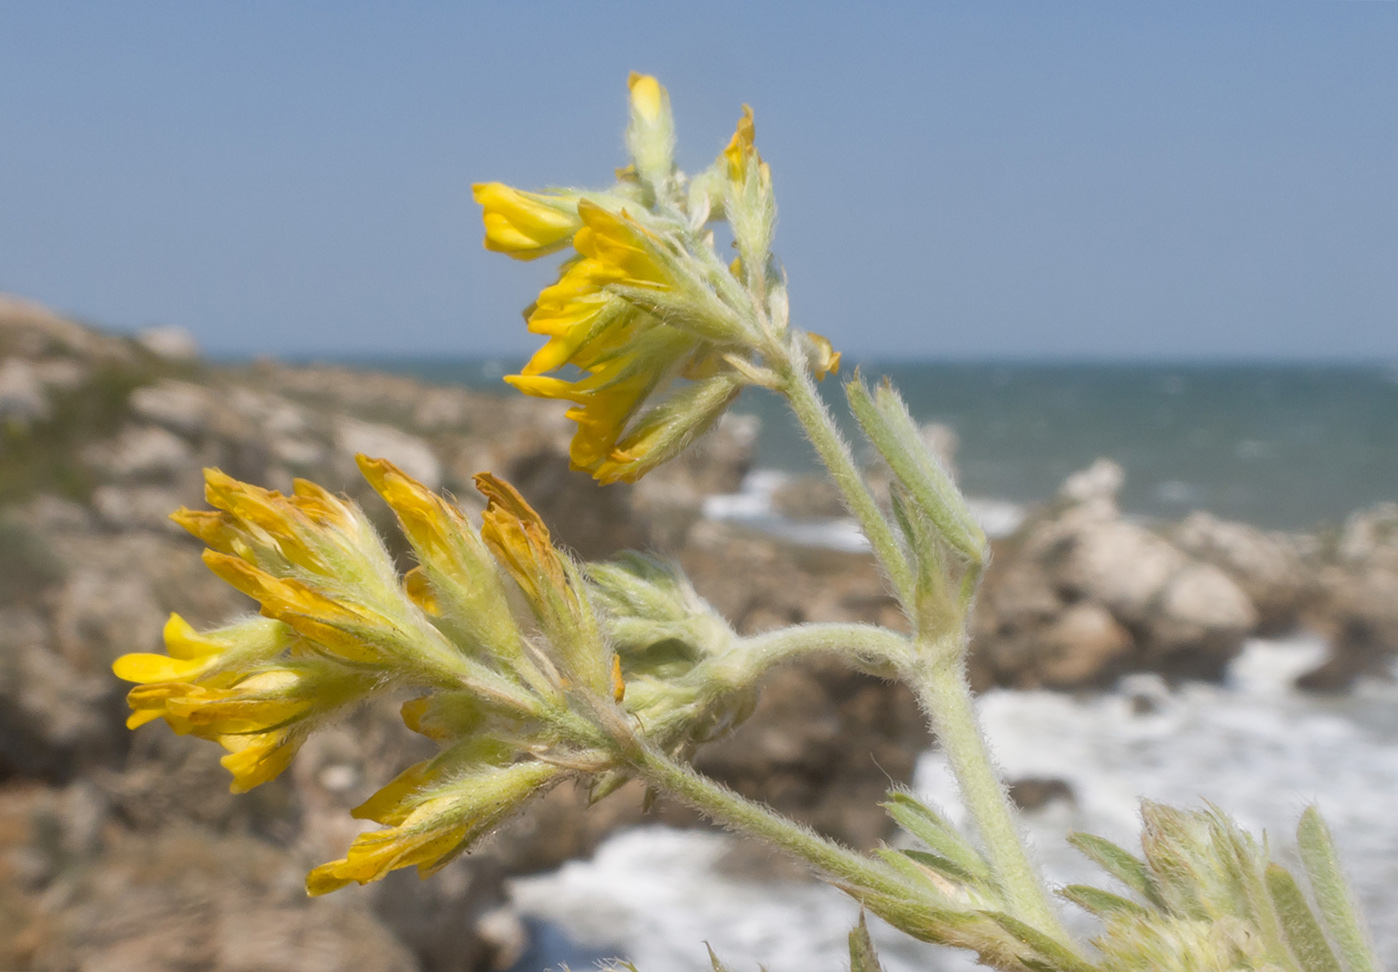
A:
[346,358,1398,530]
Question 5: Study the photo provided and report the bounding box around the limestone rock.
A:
[334,418,442,490]
[128,380,214,438]
[137,324,201,362]
[1172,511,1316,633]
[81,425,195,483]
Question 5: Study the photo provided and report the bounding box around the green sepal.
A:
[705,943,732,972]
[849,912,884,972]
[1058,884,1150,918]
[884,791,995,887]
[1297,806,1379,972]
[1266,863,1344,972]
[1067,832,1165,909]
[846,376,985,565]
[980,911,1098,972]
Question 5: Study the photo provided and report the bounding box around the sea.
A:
[339,358,1398,970]
[359,358,1398,530]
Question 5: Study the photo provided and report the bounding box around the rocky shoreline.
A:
[1,295,1393,971]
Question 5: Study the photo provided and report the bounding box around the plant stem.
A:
[734,623,914,680]
[905,633,1067,939]
[778,360,915,602]
[631,741,911,900]
[777,348,1068,940]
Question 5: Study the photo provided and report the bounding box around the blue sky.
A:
[1,3,1395,359]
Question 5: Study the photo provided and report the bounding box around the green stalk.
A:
[777,359,916,603]
[734,623,914,680]
[630,740,912,901]
[904,634,1067,939]
[775,347,1068,942]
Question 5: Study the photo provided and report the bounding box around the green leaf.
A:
[981,911,1099,972]
[1058,885,1150,918]
[884,791,994,886]
[848,912,884,972]
[1298,806,1379,972]
[901,849,984,887]
[1067,832,1165,909]
[846,377,985,564]
[1267,863,1343,972]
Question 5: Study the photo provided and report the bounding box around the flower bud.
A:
[625,72,676,194]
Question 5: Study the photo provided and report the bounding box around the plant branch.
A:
[629,740,913,901]
[903,633,1068,940]
[777,357,916,604]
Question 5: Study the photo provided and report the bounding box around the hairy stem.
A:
[734,623,914,680]
[905,633,1067,939]
[631,741,911,900]
[778,359,915,602]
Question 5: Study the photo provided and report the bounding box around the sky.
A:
[1,3,1396,360]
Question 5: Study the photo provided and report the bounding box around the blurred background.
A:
[1,4,1396,971]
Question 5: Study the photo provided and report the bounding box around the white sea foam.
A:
[509,636,1398,970]
[700,470,1026,552]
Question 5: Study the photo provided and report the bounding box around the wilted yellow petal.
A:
[807,332,842,381]
[473,473,566,610]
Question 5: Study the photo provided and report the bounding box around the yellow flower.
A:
[172,466,477,684]
[723,105,760,182]
[504,201,745,481]
[171,469,367,576]
[307,759,559,894]
[116,618,376,793]
[474,472,610,693]
[356,455,524,664]
[471,182,582,260]
[721,105,776,267]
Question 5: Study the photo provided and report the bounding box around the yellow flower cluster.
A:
[113,459,617,891]
[474,73,841,485]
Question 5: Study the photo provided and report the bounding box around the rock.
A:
[0,608,122,780]
[771,475,846,519]
[1058,457,1125,514]
[137,324,201,362]
[24,825,419,972]
[1302,504,1398,690]
[128,380,214,438]
[1172,511,1315,634]
[1051,518,1191,625]
[1007,777,1075,811]
[1146,563,1258,678]
[82,424,196,483]
[1034,603,1134,688]
[971,460,1266,686]
[91,485,189,533]
[335,418,442,490]
[0,359,50,425]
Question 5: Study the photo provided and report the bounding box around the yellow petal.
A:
[807,332,842,380]
[112,652,208,684]
[219,731,299,792]
[627,72,665,124]
[472,182,581,260]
